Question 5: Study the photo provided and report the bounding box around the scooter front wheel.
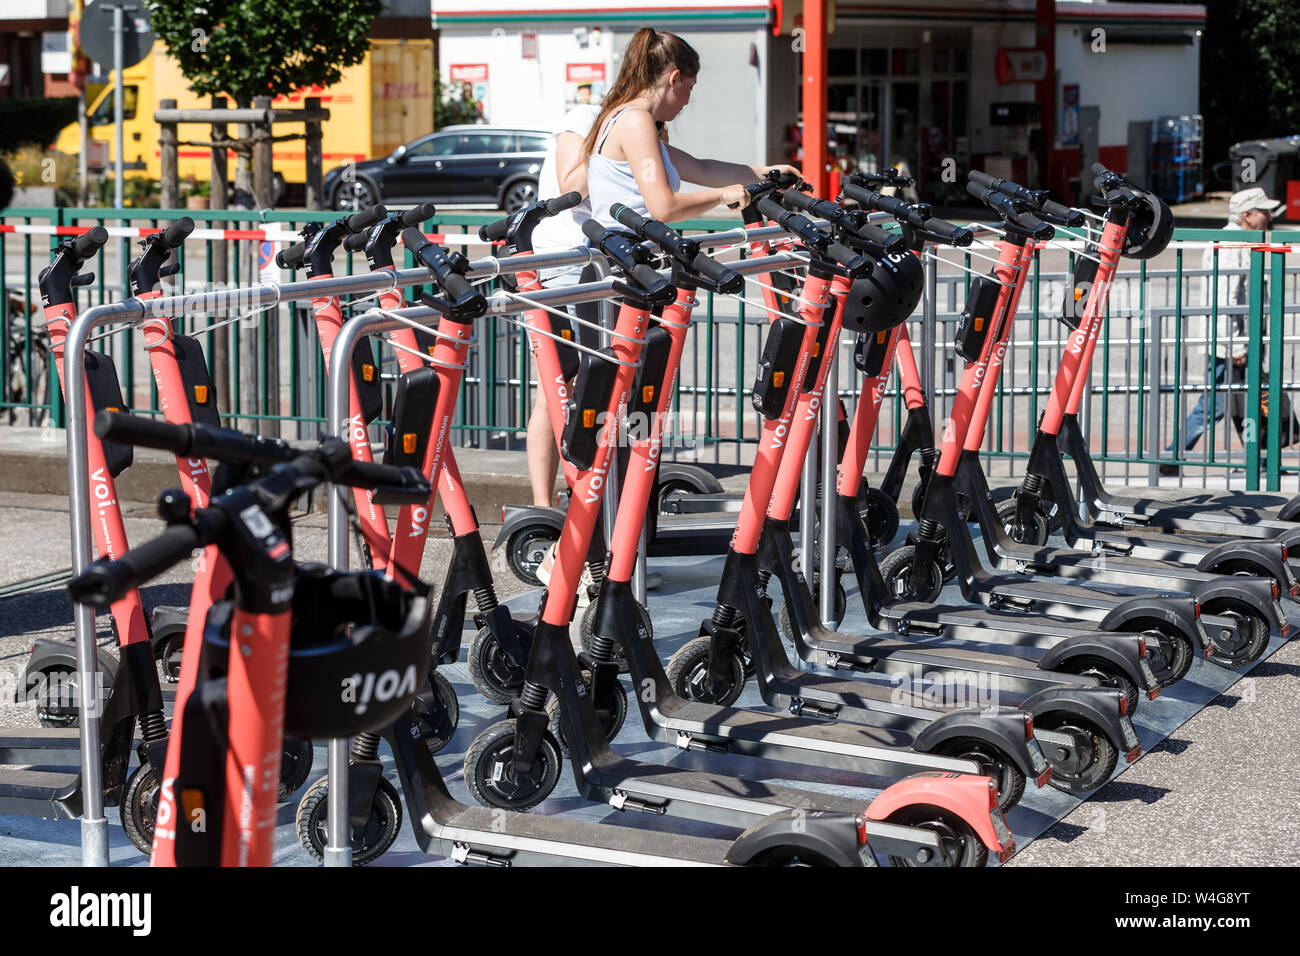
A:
[157,635,183,683]
[545,672,628,753]
[858,486,900,550]
[468,626,526,704]
[295,775,402,866]
[883,805,989,867]
[1035,713,1119,795]
[878,546,945,603]
[416,671,461,756]
[278,736,315,802]
[666,637,746,707]
[121,763,161,856]
[465,719,563,812]
[996,498,1049,546]
[579,597,654,674]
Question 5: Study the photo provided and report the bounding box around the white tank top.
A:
[587,107,681,232]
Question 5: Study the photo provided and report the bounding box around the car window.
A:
[405,135,454,158]
[90,85,137,125]
[450,133,512,155]
[519,135,550,153]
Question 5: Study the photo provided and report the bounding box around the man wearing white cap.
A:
[1163,187,1286,474]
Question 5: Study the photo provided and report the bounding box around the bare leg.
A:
[527,385,560,507]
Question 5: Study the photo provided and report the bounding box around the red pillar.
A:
[804,0,829,197]
[1035,0,1058,192]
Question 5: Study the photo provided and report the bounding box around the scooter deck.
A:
[0,727,82,766]
[0,768,80,818]
[1090,493,1298,537]
[650,693,977,778]
[879,601,1121,645]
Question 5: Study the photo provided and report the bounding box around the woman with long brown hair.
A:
[585,28,798,228]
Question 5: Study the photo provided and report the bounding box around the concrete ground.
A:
[0,487,1296,866]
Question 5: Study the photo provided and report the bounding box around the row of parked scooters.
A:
[8,163,1291,867]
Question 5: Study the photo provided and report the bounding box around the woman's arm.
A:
[554,130,588,197]
[613,109,742,221]
[666,145,799,188]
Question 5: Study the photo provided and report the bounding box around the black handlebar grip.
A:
[1092,162,1111,177]
[71,272,96,287]
[925,218,974,246]
[1040,198,1085,227]
[342,232,369,253]
[825,241,872,275]
[778,189,819,214]
[67,523,205,607]
[401,226,429,253]
[401,203,437,227]
[581,218,609,245]
[162,217,194,247]
[276,242,307,269]
[756,197,786,225]
[333,458,431,502]
[437,269,477,305]
[545,192,583,216]
[612,203,648,234]
[479,219,508,242]
[73,227,110,258]
[94,410,193,456]
[630,262,674,300]
[967,170,998,191]
[346,204,387,233]
[690,252,744,294]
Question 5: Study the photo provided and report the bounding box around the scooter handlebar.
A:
[342,232,369,253]
[400,203,437,227]
[67,521,206,607]
[970,170,1084,227]
[276,243,307,269]
[94,410,297,467]
[73,227,110,259]
[160,217,194,248]
[346,205,387,233]
[330,457,432,504]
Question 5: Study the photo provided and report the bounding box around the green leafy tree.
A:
[146,0,382,107]
[1191,0,1300,164]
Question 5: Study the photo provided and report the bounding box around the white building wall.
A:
[1055,28,1200,146]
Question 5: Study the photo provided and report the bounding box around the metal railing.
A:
[4,206,1299,490]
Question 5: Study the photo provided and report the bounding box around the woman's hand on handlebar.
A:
[720,184,750,210]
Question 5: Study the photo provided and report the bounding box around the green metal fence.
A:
[3,206,1299,492]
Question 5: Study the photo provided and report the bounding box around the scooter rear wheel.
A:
[33,665,78,729]
[295,775,402,866]
[505,525,559,587]
[468,625,526,704]
[278,736,315,802]
[1124,621,1193,686]
[1199,600,1270,668]
[158,636,184,683]
[1035,714,1119,795]
[878,546,945,603]
[465,719,563,811]
[1065,658,1140,716]
[777,580,847,641]
[883,805,989,867]
[937,739,1027,812]
[666,636,746,707]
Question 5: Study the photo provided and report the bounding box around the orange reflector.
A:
[876,331,887,343]
[402,433,418,454]
[362,363,375,382]
[773,370,785,388]
[642,385,655,403]
[583,408,596,428]
[973,316,984,332]
[181,788,205,819]
[812,342,820,357]
[194,385,208,404]
[106,406,119,413]
[562,329,572,340]
[1074,288,1084,301]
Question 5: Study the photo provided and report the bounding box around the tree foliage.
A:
[1199,0,1300,162]
[146,0,382,106]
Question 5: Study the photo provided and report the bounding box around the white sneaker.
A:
[576,563,596,608]
[535,542,558,587]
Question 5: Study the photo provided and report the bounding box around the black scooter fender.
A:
[1037,632,1155,697]
[657,461,725,496]
[724,809,867,867]
[492,505,566,553]
[150,604,188,651]
[1098,593,1200,644]
[19,637,117,705]
[1022,686,1136,761]
[1276,495,1300,523]
[911,708,1038,783]
[1195,539,1291,593]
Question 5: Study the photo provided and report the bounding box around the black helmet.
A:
[841,250,924,333]
[1122,190,1173,260]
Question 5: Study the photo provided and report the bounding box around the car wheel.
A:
[333,178,378,212]
[501,178,537,213]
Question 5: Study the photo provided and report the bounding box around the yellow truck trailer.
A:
[56,38,435,199]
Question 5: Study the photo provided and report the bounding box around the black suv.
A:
[325,126,552,212]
